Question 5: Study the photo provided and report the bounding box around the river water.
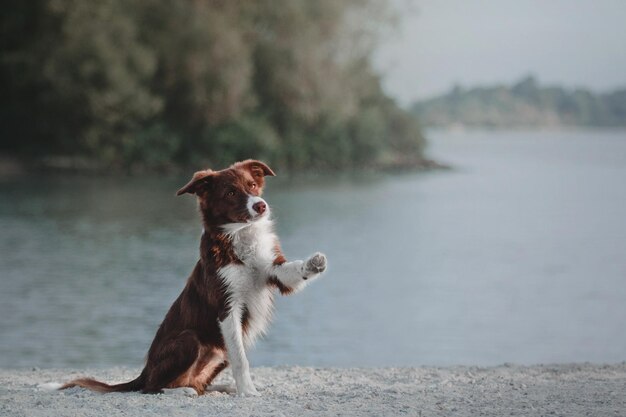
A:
[1,130,625,368]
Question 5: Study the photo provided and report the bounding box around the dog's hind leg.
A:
[142,330,201,394]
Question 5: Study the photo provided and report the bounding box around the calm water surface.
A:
[1,130,625,368]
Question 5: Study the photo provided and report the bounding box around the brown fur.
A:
[268,276,294,295]
[61,160,288,395]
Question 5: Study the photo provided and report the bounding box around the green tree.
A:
[1,0,427,172]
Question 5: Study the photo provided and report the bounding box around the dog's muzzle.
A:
[247,196,269,218]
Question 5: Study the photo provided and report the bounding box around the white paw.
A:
[205,384,236,394]
[237,385,261,397]
[181,387,199,397]
[305,252,327,275]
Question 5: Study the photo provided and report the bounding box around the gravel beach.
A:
[1,364,625,416]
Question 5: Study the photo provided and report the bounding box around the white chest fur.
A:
[218,219,277,346]
[228,218,277,267]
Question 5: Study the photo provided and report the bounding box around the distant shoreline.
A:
[424,126,626,134]
[0,153,448,178]
[413,76,626,129]
[2,364,624,416]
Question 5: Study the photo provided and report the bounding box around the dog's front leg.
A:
[219,307,260,397]
[270,252,327,294]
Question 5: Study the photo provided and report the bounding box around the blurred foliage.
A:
[0,0,426,172]
[412,75,626,129]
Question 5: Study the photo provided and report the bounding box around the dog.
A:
[60,159,327,396]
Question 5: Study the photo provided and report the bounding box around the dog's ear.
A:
[233,159,276,179]
[176,169,215,196]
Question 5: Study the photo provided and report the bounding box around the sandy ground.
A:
[1,364,625,416]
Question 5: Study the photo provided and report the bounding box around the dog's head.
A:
[177,159,276,227]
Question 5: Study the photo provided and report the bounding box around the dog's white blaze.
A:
[221,196,270,237]
[246,196,269,218]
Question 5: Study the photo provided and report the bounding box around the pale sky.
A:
[374,0,626,105]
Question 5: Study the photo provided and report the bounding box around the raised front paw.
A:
[305,252,327,275]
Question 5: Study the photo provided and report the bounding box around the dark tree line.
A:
[0,0,426,172]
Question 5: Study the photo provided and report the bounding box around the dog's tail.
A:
[60,370,145,393]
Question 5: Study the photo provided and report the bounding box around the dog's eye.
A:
[250,183,257,190]
[227,191,235,197]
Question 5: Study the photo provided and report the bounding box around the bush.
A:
[203,114,280,168]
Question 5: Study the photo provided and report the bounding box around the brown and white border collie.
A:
[59,159,327,396]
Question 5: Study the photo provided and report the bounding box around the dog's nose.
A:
[252,201,267,214]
